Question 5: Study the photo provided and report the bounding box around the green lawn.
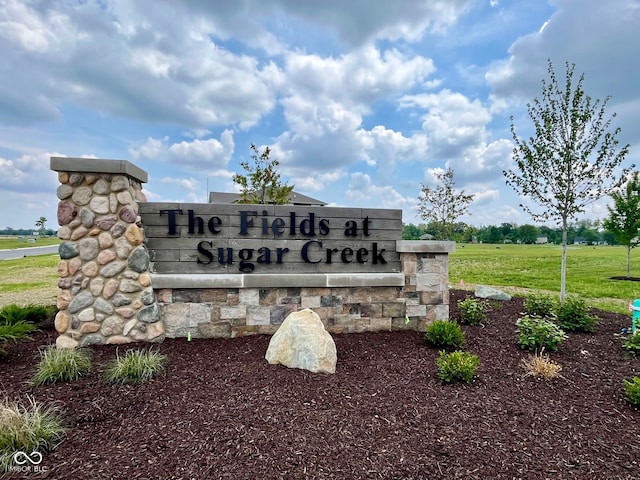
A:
[0,255,59,297]
[0,237,61,249]
[450,243,640,314]
[0,240,638,314]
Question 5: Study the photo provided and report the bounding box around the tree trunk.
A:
[627,245,632,277]
[560,219,568,301]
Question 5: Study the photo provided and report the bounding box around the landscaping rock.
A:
[475,285,511,301]
[265,308,337,374]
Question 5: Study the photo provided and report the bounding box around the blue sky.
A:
[0,0,638,230]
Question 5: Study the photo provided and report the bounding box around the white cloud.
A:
[345,172,414,210]
[130,130,235,170]
[160,176,201,192]
[486,0,640,105]
[0,0,635,231]
[0,153,58,193]
[285,46,436,111]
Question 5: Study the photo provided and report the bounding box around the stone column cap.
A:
[396,240,456,253]
[50,157,148,183]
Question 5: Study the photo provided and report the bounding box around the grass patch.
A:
[0,237,60,250]
[104,349,167,384]
[31,347,93,385]
[0,397,66,473]
[451,244,640,314]
[0,255,59,300]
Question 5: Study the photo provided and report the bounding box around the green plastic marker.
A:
[187,331,192,342]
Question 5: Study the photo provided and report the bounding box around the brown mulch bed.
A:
[2,290,640,479]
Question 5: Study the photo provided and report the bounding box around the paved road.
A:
[0,245,59,260]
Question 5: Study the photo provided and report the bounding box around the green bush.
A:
[0,397,66,473]
[555,296,599,332]
[104,349,167,384]
[516,315,567,352]
[0,304,54,326]
[425,320,465,351]
[623,377,640,406]
[622,332,640,355]
[436,350,479,383]
[524,294,556,318]
[457,298,487,326]
[31,347,93,385]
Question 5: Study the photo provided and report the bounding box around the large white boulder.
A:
[475,285,512,301]
[265,308,337,374]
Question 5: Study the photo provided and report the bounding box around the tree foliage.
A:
[603,172,640,276]
[232,144,294,204]
[35,217,47,232]
[504,60,632,299]
[417,168,474,240]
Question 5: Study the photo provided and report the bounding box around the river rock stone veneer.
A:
[51,157,164,348]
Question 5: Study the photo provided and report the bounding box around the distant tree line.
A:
[0,227,57,236]
[403,219,619,246]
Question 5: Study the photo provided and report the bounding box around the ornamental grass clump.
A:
[555,296,599,333]
[436,350,479,383]
[516,315,567,352]
[521,349,563,379]
[0,397,66,473]
[457,298,487,326]
[623,377,640,406]
[104,349,167,384]
[424,320,465,351]
[31,347,93,385]
[0,306,38,360]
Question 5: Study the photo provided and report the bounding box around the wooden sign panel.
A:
[138,203,402,274]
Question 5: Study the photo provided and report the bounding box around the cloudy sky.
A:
[1,0,638,231]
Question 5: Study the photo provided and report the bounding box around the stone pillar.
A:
[50,157,164,348]
[397,240,455,330]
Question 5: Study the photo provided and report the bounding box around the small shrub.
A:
[516,315,567,352]
[436,350,479,383]
[31,347,93,385]
[521,349,563,379]
[0,397,66,473]
[424,320,465,351]
[623,377,640,406]
[524,294,556,318]
[0,304,54,326]
[457,298,487,326]
[555,296,598,333]
[622,332,640,354]
[104,349,167,384]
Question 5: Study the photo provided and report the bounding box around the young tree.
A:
[35,217,47,233]
[232,144,294,204]
[504,60,632,300]
[604,172,640,277]
[417,167,474,240]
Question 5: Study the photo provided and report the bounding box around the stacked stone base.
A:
[157,285,449,339]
